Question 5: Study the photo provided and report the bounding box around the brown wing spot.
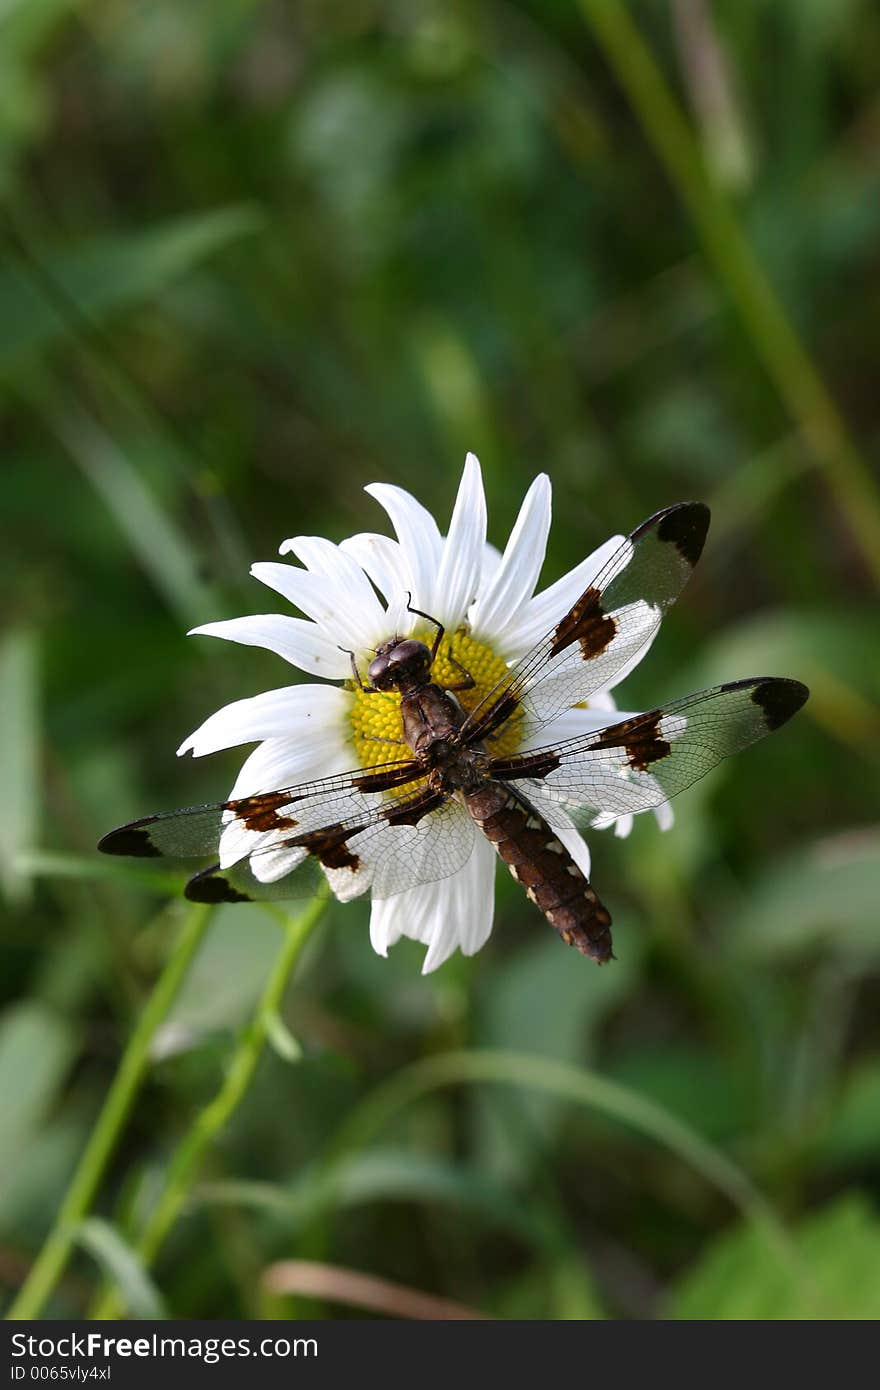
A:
[380,790,445,827]
[353,764,421,794]
[549,586,616,660]
[292,823,364,871]
[226,791,299,834]
[488,749,561,781]
[592,708,670,772]
[466,689,520,742]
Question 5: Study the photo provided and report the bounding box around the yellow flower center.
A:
[347,628,523,768]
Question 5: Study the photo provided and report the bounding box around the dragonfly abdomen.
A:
[464,784,614,963]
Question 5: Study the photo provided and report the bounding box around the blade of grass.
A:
[6,903,213,1320]
[576,0,880,586]
[15,849,185,895]
[49,393,219,628]
[75,1219,167,1321]
[327,1048,815,1302]
[89,889,329,1319]
[262,1260,489,1320]
[0,631,39,907]
[0,203,263,369]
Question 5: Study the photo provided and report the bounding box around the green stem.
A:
[576,0,880,586]
[7,904,213,1320]
[329,1049,807,1288]
[90,891,328,1319]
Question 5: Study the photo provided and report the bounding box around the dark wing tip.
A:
[655,501,710,567]
[98,819,162,858]
[751,677,810,731]
[184,865,253,904]
[629,501,710,568]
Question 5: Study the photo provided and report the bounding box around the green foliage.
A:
[670,1195,880,1319]
[0,207,262,369]
[76,1219,167,1321]
[2,0,878,1321]
[0,631,39,906]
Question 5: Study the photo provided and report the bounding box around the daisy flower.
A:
[177,454,671,973]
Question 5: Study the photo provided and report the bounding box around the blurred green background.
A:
[2,0,880,1320]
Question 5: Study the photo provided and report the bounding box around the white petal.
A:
[480,540,503,587]
[219,743,354,869]
[364,479,443,615]
[524,598,657,725]
[250,844,309,882]
[552,819,592,879]
[520,701,638,752]
[227,733,353,801]
[601,626,661,692]
[470,473,551,644]
[339,532,413,637]
[369,896,405,957]
[367,835,496,972]
[177,683,351,757]
[340,532,405,607]
[278,536,387,630]
[594,803,674,838]
[498,534,625,659]
[188,615,350,680]
[249,562,384,653]
[433,452,487,629]
[324,857,373,902]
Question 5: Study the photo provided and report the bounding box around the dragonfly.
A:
[99,502,808,963]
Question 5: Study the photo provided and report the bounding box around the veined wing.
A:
[184,791,475,905]
[487,677,809,831]
[459,501,710,745]
[99,759,476,903]
[98,758,424,860]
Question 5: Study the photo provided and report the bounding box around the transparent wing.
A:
[488,678,808,830]
[460,502,710,745]
[183,792,476,904]
[98,758,424,860]
[99,757,477,904]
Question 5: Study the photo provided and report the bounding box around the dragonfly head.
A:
[368,637,433,692]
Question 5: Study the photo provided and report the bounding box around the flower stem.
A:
[7,904,214,1321]
[576,0,880,586]
[89,891,328,1319]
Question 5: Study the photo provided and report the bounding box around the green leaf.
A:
[727,831,880,962]
[817,1061,880,1171]
[264,1010,303,1064]
[0,1002,77,1176]
[151,906,289,1057]
[682,608,880,710]
[0,205,263,368]
[198,1147,566,1255]
[605,1044,746,1144]
[76,1218,167,1319]
[670,1194,880,1319]
[50,400,219,627]
[473,930,639,1176]
[14,848,184,895]
[0,630,39,906]
[495,1254,605,1320]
